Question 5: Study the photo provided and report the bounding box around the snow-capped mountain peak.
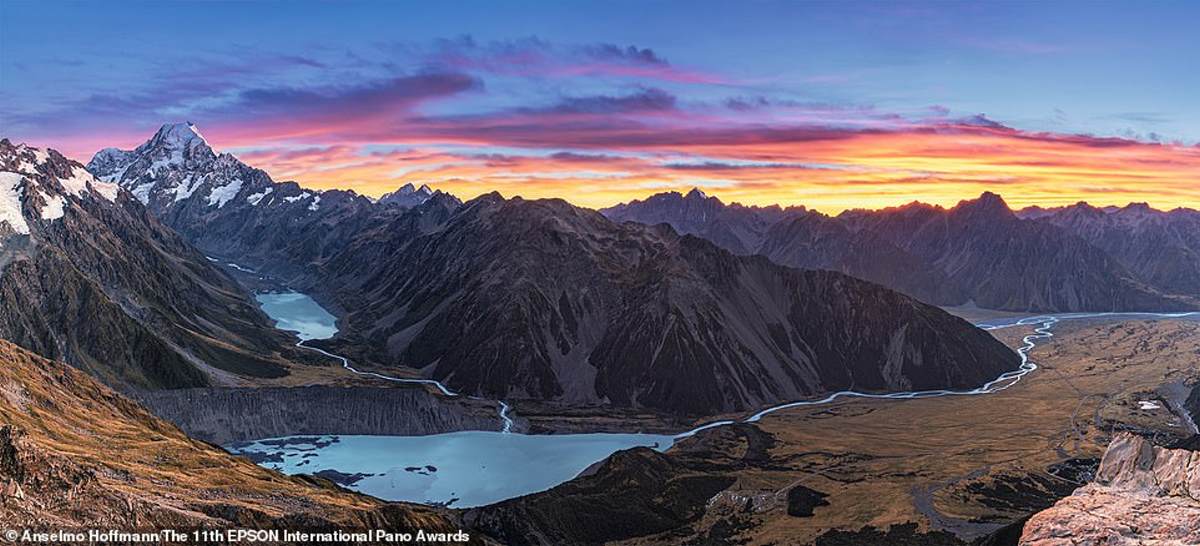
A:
[148,121,210,152]
[86,122,259,208]
[90,122,218,187]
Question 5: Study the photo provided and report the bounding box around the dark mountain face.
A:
[0,139,298,391]
[601,188,967,305]
[601,188,802,255]
[379,182,436,208]
[841,193,1194,312]
[607,189,1197,312]
[317,194,1018,416]
[1020,203,1200,298]
[601,189,974,306]
[756,211,968,305]
[86,123,453,284]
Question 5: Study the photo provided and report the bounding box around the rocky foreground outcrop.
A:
[1020,432,1200,545]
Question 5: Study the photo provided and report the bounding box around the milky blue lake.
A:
[248,290,675,507]
[255,291,339,341]
[229,432,672,507]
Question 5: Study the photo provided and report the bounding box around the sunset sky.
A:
[2,1,1197,212]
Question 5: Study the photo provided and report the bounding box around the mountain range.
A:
[87,123,458,286]
[2,122,1197,543]
[603,189,1200,312]
[6,122,1190,415]
[59,123,1014,416]
[0,139,301,392]
[314,194,1018,415]
[1019,202,1200,298]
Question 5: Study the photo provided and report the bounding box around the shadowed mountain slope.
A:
[317,194,1018,416]
[1021,202,1200,298]
[606,189,1197,312]
[1,139,301,390]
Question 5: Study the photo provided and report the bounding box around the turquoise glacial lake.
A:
[248,290,675,507]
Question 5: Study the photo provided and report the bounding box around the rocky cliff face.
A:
[0,340,483,536]
[137,386,510,444]
[1020,432,1200,545]
[318,194,1019,416]
[0,139,301,391]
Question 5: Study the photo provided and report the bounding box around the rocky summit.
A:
[1021,432,1200,545]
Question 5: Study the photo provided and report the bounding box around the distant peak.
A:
[954,191,1014,218]
[93,147,125,157]
[417,184,433,195]
[974,191,1009,209]
[149,121,210,150]
[685,187,708,199]
[1122,202,1154,212]
[1070,201,1104,213]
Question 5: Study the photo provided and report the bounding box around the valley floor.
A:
[608,318,1200,545]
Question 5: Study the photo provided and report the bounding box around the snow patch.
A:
[0,172,30,235]
[173,176,201,201]
[60,166,118,201]
[132,181,156,204]
[1138,400,1162,411]
[246,187,273,206]
[284,192,311,203]
[11,158,37,175]
[308,195,321,211]
[91,177,119,201]
[157,122,209,149]
[207,179,243,208]
[40,192,66,221]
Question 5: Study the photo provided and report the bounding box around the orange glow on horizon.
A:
[231,127,1200,214]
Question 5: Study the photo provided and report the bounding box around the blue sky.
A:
[1,0,1197,210]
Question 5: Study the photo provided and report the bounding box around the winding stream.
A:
[248,290,1198,507]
